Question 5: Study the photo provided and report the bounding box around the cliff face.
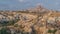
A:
[0,6,60,34]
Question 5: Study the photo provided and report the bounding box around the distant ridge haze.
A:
[0,0,60,11]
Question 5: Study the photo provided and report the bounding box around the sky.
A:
[0,0,60,10]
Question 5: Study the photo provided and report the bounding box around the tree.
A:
[48,29,57,34]
[0,27,11,34]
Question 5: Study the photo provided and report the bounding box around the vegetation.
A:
[0,27,11,34]
[48,29,57,34]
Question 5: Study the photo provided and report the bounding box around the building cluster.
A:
[0,6,60,34]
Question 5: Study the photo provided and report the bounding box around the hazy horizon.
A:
[0,0,60,10]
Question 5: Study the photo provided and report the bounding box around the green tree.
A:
[0,27,11,34]
[48,29,57,34]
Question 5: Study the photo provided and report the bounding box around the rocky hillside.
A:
[0,6,60,34]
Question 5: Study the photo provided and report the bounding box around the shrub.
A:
[0,27,11,34]
[48,29,57,34]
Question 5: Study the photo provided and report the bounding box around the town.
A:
[0,6,60,34]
